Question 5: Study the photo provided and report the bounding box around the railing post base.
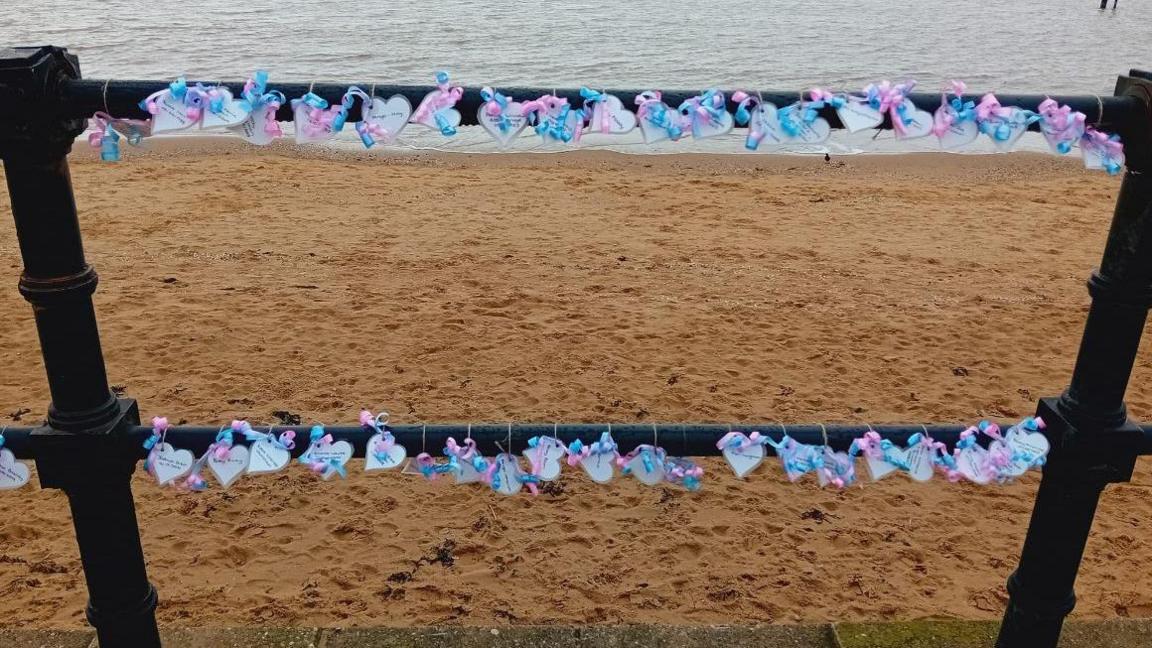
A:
[996,398,1143,647]
[32,399,161,648]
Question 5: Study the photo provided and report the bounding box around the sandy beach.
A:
[0,142,1149,629]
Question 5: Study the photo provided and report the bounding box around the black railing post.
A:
[997,71,1152,648]
[0,47,160,647]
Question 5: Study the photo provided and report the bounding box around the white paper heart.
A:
[207,445,249,489]
[1083,145,1107,171]
[904,443,936,482]
[580,451,616,484]
[625,450,665,486]
[493,454,523,495]
[230,108,277,145]
[837,100,883,133]
[690,110,734,140]
[151,93,199,133]
[364,435,407,471]
[816,449,855,488]
[455,455,488,484]
[0,448,30,490]
[955,445,992,484]
[936,111,979,149]
[366,95,412,144]
[294,103,335,144]
[588,95,637,134]
[150,443,195,485]
[200,89,251,130]
[986,110,1031,152]
[635,102,677,142]
[894,99,934,140]
[786,113,832,144]
[1006,430,1050,477]
[522,438,566,481]
[722,444,765,478]
[247,438,291,474]
[303,440,353,480]
[864,453,901,482]
[749,103,787,148]
[477,103,528,146]
[411,91,462,132]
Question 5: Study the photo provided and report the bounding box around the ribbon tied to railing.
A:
[242,71,286,138]
[932,81,977,138]
[1036,97,1087,155]
[864,80,916,137]
[412,71,464,136]
[480,86,515,133]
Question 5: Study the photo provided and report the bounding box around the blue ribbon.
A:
[434,112,457,137]
[292,92,329,111]
[878,439,911,471]
[169,78,188,101]
[679,89,727,127]
[242,70,285,110]
[778,102,820,138]
[100,126,121,162]
[481,87,514,133]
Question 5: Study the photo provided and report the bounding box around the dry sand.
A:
[0,141,1150,629]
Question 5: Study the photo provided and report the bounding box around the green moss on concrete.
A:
[324,625,836,647]
[835,620,999,648]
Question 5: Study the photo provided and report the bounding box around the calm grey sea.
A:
[3,0,1149,154]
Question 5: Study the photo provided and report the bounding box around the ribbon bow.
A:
[932,81,977,138]
[808,88,847,110]
[663,457,704,491]
[522,94,584,143]
[580,87,616,134]
[481,86,516,133]
[1036,98,1086,154]
[242,71,285,138]
[1082,128,1125,175]
[88,114,121,162]
[139,77,204,121]
[679,89,727,128]
[975,94,1040,142]
[210,426,235,460]
[864,80,917,136]
[635,91,684,140]
[360,409,398,461]
[297,424,345,478]
[778,101,821,139]
[142,417,169,473]
[413,71,463,136]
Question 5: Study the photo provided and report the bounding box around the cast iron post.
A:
[997,71,1152,647]
[0,46,161,647]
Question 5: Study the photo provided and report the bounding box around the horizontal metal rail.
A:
[5,422,1152,460]
[61,78,1148,134]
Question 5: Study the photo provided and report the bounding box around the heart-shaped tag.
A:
[366,95,412,144]
[837,100,883,133]
[625,450,665,486]
[231,109,277,145]
[492,454,524,496]
[936,111,980,149]
[904,442,936,482]
[304,440,353,480]
[150,443,195,485]
[786,114,832,144]
[1006,429,1050,477]
[207,446,249,489]
[200,89,251,130]
[0,448,30,490]
[894,99,934,140]
[955,445,992,484]
[986,110,1031,152]
[455,456,488,484]
[816,449,856,488]
[364,434,408,471]
[411,103,462,132]
[637,102,681,144]
[580,451,616,484]
[477,103,528,146]
[294,103,335,144]
[722,444,764,478]
[588,95,637,135]
[151,93,199,133]
[750,103,789,148]
[523,437,566,481]
[690,111,734,140]
[864,452,902,481]
[247,438,291,474]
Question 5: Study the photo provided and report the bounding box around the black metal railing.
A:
[2,46,1152,648]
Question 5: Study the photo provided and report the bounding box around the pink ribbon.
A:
[864,81,916,137]
[412,74,463,123]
